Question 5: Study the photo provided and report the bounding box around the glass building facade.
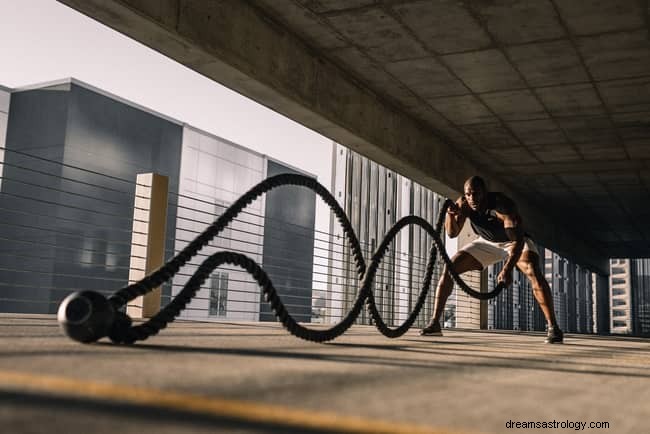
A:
[487,261,545,332]
[173,126,266,321]
[630,259,650,336]
[328,143,460,328]
[487,246,595,333]
[0,79,182,314]
[0,78,316,322]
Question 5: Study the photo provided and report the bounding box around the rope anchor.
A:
[57,174,506,344]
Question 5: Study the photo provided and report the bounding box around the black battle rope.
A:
[64,174,507,344]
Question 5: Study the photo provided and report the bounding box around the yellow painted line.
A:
[0,370,472,434]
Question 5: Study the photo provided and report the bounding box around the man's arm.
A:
[445,197,469,238]
[495,194,524,283]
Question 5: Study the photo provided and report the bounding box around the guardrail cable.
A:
[57,174,506,344]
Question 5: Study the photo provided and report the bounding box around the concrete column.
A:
[127,173,169,318]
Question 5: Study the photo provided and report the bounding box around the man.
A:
[421,176,563,344]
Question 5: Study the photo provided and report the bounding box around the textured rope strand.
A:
[108,174,507,344]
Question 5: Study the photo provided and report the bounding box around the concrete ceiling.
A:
[252,0,650,259]
[56,0,650,271]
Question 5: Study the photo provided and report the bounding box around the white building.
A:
[328,143,468,328]
[173,126,267,321]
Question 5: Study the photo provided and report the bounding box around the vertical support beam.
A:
[127,173,169,319]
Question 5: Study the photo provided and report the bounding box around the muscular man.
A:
[421,176,563,344]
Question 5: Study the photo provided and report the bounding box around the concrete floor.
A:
[0,314,648,434]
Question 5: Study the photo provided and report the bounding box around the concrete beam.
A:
[56,0,609,275]
[501,159,650,175]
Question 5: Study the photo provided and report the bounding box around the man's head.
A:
[463,176,487,211]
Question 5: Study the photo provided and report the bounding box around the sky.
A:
[0,0,334,232]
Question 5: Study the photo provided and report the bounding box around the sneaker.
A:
[420,320,443,336]
[545,325,564,344]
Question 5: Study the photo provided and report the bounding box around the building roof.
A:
[12,77,183,126]
[9,77,316,179]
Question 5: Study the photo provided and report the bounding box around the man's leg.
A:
[516,250,563,343]
[421,251,482,335]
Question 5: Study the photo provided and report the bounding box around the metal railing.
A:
[0,145,619,335]
[0,145,452,328]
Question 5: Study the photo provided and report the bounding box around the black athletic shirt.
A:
[468,192,516,242]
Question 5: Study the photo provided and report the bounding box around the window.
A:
[209,272,228,317]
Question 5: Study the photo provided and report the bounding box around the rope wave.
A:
[59,174,506,344]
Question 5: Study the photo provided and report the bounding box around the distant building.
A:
[329,139,605,333]
[487,241,595,333]
[630,259,650,336]
[328,143,465,328]
[592,272,610,335]
[173,126,316,322]
[610,259,632,333]
[487,259,545,332]
[0,78,315,322]
[574,263,595,333]
[610,258,650,336]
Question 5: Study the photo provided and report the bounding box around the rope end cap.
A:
[57,291,115,343]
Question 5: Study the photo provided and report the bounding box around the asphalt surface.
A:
[0,314,648,434]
